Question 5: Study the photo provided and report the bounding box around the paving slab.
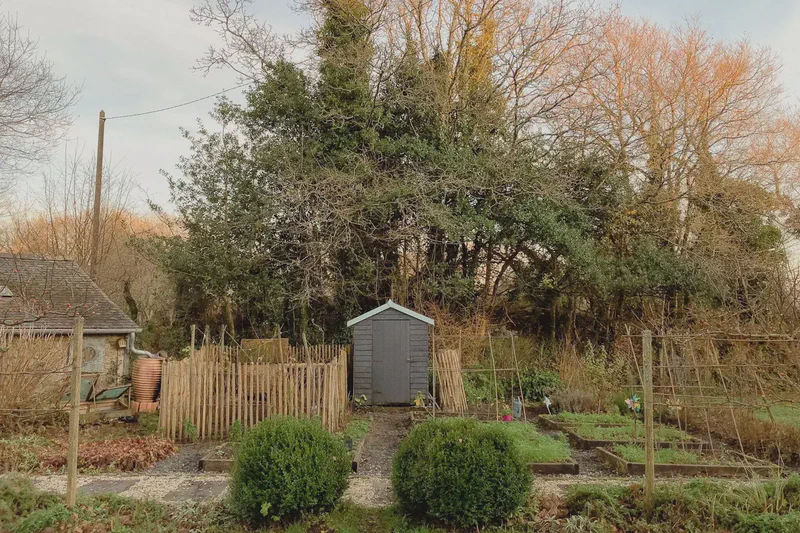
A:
[162,479,228,502]
[79,478,140,496]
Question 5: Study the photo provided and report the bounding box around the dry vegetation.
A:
[0,328,71,416]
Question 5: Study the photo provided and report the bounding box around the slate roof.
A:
[0,254,140,333]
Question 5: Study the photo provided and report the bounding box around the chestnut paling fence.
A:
[159,344,348,440]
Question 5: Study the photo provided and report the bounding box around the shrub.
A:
[393,418,531,527]
[551,389,598,413]
[229,416,350,523]
[515,369,563,402]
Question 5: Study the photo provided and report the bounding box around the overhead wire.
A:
[104,81,256,120]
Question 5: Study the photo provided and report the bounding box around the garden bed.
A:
[200,416,372,473]
[198,442,234,472]
[596,445,780,477]
[491,421,579,474]
[0,415,172,473]
[565,424,707,450]
[538,412,635,430]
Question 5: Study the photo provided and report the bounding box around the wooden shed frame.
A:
[348,300,434,405]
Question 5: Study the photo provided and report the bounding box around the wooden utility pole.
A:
[66,316,84,507]
[89,110,106,280]
[642,329,655,516]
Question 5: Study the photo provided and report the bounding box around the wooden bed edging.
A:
[595,447,780,478]
[351,436,366,473]
[199,452,232,473]
[529,462,579,475]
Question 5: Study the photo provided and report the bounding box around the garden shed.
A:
[347,300,433,405]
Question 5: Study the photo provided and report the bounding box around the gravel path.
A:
[356,409,410,477]
[22,473,230,502]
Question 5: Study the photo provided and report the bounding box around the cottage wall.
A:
[81,334,127,387]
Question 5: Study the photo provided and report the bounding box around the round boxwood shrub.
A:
[393,418,532,527]
[229,416,350,523]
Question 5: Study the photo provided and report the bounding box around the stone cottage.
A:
[0,254,141,387]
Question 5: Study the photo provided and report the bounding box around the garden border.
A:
[595,447,780,478]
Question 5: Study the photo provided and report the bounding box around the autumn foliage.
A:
[38,437,176,472]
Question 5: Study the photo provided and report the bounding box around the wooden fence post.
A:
[643,329,655,516]
[431,326,436,418]
[66,316,84,507]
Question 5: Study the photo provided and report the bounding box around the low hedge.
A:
[228,417,350,523]
[392,418,531,527]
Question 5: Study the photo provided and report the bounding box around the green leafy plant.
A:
[228,416,350,523]
[182,419,198,443]
[230,419,244,443]
[393,417,531,527]
[354,394,368,407]
[462,371,504,404]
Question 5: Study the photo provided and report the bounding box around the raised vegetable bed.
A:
[492,421,579,474]
[538,413,634,430]
[565,424,707,450]
[199,443,234,473]
[596,446,779,478]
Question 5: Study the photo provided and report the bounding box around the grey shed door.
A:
[372,320,410,404]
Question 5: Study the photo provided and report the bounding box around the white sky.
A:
[5,0,800,213]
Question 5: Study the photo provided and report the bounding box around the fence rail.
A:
[159,345,348,440]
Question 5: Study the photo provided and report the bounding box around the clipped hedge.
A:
[229,417,350,523]
[393,418,531,527]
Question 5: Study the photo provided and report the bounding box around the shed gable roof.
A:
[0,254,140,333]
[347,300,434,327]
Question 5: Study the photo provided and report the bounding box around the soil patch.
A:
[148,442,219,474]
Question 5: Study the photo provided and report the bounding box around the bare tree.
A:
[0,10,80,195]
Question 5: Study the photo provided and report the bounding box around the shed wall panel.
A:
[350,306,430,405]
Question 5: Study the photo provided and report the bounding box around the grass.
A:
[490,421,572,463]
[613,444,700,464]
[572,423,695,442]
[755,404,800,426]
[566,475,800,532]
[340,417,370,447]
[549,412,635,425]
